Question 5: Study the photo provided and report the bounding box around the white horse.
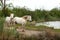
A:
[12,15,32,31]
[5,13,14,27]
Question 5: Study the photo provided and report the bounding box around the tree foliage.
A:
[0,2,60,22]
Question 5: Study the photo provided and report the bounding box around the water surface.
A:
[35,21,60,29]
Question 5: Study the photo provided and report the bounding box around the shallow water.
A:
[35,21,60,29]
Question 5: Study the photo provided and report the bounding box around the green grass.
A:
[0,17,5,34]
[25,25,47,31]
[10,23,60,32]
[53,29,60,32]
[0,17,60,34]
[25,25,60,32]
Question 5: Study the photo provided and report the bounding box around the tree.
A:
[0,0,6,16]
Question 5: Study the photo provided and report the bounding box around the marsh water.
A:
[35,21,60,29]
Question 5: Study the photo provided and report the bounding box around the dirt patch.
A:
[16,28,45,37]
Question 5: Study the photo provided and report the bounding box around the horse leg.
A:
[10,21,14,26]
[12,21,16,27]
[21,24,25,32]
[5,21,10,27]
[8,22,11,27]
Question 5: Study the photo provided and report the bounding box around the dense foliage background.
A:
[0,2,60,22]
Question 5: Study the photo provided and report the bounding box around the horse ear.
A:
[24,16,27,19]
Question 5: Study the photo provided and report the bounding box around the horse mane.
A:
[23,15,31,19]
[22,16,27,19]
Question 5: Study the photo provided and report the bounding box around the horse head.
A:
[10,13,14,19]
[23,15,32,22]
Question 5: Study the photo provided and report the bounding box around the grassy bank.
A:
[0,17,60,40]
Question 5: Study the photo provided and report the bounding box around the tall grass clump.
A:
[0,17,5,34]
[3,27,19,40]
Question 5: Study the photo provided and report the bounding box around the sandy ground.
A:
[16,28,45,37]
[3,27,46,37]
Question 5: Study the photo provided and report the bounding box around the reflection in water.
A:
[35,21,60,29]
